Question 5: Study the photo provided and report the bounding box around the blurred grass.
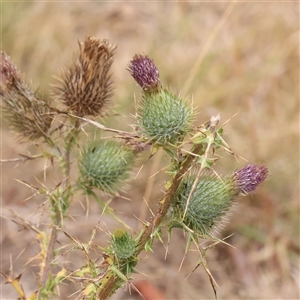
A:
[1,2,299,299]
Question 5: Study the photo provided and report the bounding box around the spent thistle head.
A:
[0,51,53,141]
[55,37,116,117]
[0,51,19,92]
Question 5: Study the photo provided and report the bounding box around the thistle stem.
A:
[40,214,60,286]
[40,127,77,288]
[98,144,203,300]
[136,143,203,253]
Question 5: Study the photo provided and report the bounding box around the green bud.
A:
[173,175,238,236]
[137,89,193,145]
[110,230,137,260]
[78,140,135,193]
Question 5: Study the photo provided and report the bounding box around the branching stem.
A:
[98,143,203,300]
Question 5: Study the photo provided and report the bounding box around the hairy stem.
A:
[137,144,204,251]
[40,215,60,286]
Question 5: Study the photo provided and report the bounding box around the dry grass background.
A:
[1,2,299,300]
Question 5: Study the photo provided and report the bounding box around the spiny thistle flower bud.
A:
[55,37,116,117]
[172,164,268,236]
[173,175,237,236]
[128,54,160,92]
[0,51,53,141]
[137,89,193,145]
[78,140,135,194]
[110,230,137,260]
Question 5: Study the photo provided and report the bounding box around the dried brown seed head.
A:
[0,51,21,95]
[1,51,53,141]
[55,37,116,117]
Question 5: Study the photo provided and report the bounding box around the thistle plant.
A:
[1,37,268,299]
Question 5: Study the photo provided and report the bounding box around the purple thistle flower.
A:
[128,54,160,92]
[234,164,268,194]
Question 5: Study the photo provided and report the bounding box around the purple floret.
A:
[128,54,160,91]
[234,164,268,194]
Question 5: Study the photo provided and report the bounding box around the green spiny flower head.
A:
[173,174,238,236]
[110,229,137,260]
[172,164,268,236]
[137,89,193,145]
[78,140,135,193]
